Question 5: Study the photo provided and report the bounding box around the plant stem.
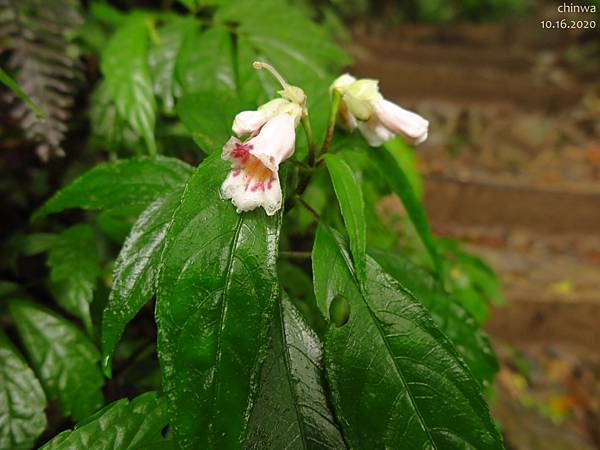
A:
[280,250,311,259]
[318,89,342,160]
[297,196,321,221]
[302,114,317,167]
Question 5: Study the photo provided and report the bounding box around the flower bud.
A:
[330,73,357,94]
[343,79,383,121]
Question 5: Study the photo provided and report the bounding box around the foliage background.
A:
[1,0,599,449]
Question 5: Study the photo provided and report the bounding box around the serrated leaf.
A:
[216,0,350,85]
[39,392,171,450]
[246,295,346,449]
[175,26,236,95]
[89,80,134,153]
[312,226,503,449]
[9,300,104,422]
[325,153,366,288]
[0,330,47,450]
[148,17,196,112]
[101,189,182,376]
[369,247,499,388]
[371,147,443,277]
[32,156,192,221]
[176,90,248,153]
[47,224,100,334]
[156,153,282,449]
[101,17,157,154]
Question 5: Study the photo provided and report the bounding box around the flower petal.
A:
[247,114,296,171]
[232,110,267,137]
[331,73,357,93]
[373,99,429,145]
[220,170,282,216]
[344,79,383,121]
[357,116,396,147]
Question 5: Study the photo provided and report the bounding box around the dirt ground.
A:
[349,8,600,450]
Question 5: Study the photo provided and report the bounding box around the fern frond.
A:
[0,0,83,161]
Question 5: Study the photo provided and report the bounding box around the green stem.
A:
[318,89,342,160]
[280,250,311,259]
[302,114,317,167]
[297,196,321,221]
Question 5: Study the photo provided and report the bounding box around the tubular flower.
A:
[331,74,429,147]
[220,113,297,216]
[232,98,302,137]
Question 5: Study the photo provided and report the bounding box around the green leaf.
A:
[384,138,423,199]
[32,156,192,221]
[325,153,366,288]
[0,330,47,450]
[148,17,196,112]
[176,90,247,153]
[216,0,350,86]
[369,247,499,388]
[371,147,443,277]
[9,300,104,422]
[246,295,346,449]
[89,80,134,153]
[0,68,44,118]
[39,392,171,450]
[101,17,157,154]
[312,226,503,449]
[175,26,236,95]
[156,153,283,449]
[101,189,182,376]
[47,225,101,334]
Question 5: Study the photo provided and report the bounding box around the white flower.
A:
[232,99,302,137]
[331,74,429,147]
[357,116,396,147]
[372,99,428,145]
[220,114,296,216]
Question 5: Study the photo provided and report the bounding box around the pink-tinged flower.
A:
[232,99,300,137]
[331,74,429,147]
[220,114,296,216]
[372,99,428,145]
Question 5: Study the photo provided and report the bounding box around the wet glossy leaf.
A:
[101,189,183,376]
[312,226,503,449]
[176,90,247,153]
[0,331,47,450]
[89,81,137,153]
[40,392,171,450]
[325,153,366,287]
[101,17,156,153]
[175,26,236,95]
[369,247,499,388]
[47,224,100,334]
[216,0,350,87]
[156,153,282,449]
[9,300,104,422]
[371,147,443,277]
[33,156,192,221]
[149,17,196,112]
[247,295,346,449]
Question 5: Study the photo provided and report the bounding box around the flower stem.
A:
[318,89,342,160]
[302,114,317,167]
[280,250,311,259]
[297,195,321,221]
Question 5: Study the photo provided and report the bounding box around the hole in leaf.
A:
[329,294,350,327]
[161,425,170,439]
